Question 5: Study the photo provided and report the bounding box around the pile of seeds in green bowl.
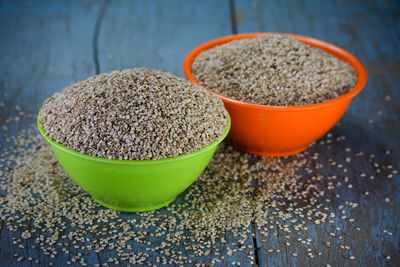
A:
[191,34,358,106]
[39,68,228,160]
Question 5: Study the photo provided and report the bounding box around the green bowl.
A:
[37,114,230,212]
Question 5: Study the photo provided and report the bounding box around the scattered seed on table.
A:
[0,103,396,265]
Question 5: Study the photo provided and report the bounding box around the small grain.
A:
[192,34,357,106]
[40,68,228,160]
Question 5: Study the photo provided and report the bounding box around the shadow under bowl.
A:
[184,33,367,157]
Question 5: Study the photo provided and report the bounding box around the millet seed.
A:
[192,34,357,106]
[40,68,228,160]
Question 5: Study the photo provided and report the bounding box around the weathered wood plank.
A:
[235,0,400,266]
[0,0,101,130]
[96,0,233,77]
[0,0,104,266]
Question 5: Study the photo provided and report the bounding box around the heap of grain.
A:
[192,34,357,106]
[39,68,228,160]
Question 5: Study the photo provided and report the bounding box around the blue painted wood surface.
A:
[0,1,103,266]
[235,0,400,266]
[0,0,399,266]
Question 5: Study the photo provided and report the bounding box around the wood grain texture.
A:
[0,0,399,266]
[0,0,101,130]
[0,0,105,266]
[235,0,400,266]
[97,0,232,77]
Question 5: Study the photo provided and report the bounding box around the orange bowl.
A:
[183,33,367,157]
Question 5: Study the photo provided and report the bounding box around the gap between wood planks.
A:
[0,221,3,255]
[93,0,110,75]
[229,0,261,265]
[92,3,109,267]
[229,0,238,34]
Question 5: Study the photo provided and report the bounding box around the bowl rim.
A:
[37,112,231,165]
[183,32,368,111]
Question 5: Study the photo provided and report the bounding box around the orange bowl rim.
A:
[183,32,368,111]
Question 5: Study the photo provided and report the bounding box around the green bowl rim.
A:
[37,111,231,165]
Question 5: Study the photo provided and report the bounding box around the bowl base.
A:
[233,143,309,157]
[92,197,176,212]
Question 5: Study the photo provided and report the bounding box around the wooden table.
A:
[0,0,399,266]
